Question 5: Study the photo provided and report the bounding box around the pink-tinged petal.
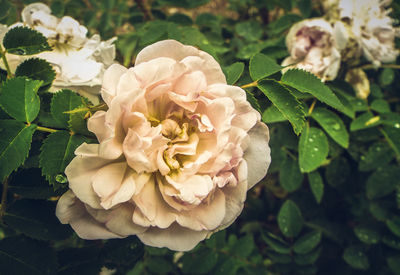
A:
[165,174,214,205]
[56,191,122,239]
[218,161,248,229]
[137,223,208,251]
[92,162,127,209]
[116,68,141,96]
[135,40,226,84]
[244,122,271,189]
[88,111,109,141]
[173,71,207,95]
[65,143,110,209]
[101,64,128,105]
[132,177,176,228]
[133,57,186,89]
[176,189,226,231]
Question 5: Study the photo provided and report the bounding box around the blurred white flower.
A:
[282,18,347,81]
[339,0,399,66]
[1,3,117,103]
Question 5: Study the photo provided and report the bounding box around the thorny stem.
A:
[0,48,12,78]
[240,81,258,89]
[135,0,153,21]
[0,177,9,221]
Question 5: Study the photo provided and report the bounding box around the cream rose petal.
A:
[137,223,208,252]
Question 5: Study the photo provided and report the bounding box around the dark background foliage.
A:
[0,0,400,274]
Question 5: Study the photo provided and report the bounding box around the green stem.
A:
[359,64,400,70]
[0,177,9,221]
[379,127,400,161]
[36,125,58,133]
[0,48,12,78]
[241,81,258,89]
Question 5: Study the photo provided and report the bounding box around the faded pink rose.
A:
[56,40,271,251]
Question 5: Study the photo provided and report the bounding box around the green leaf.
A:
[379,68,395,86]
[0,0,12,21]
[262,231,291,254]
[8,168,64,199]
[278,200,304,238]
[230,234,255,258]
[294,247,321,265]
[180,247,218,274]
[366,165,400,199]
[0,77,41,123]
[258,80,305,135]
[382,234,400,249]
[2,26,51,55]
[371,99,391,113]
[387,216,400,237]
[293,231,322,254]
[235,21,262,42]
[298,126,329,173]
[15,58,55,87]
[262,105,286,123]
[3,199,72,240]
[0,120,36,180]
[350,112,381,131]
[222,62,244,85]
[249,53,282,81]
[311,107,349,148]
[387,256,400,275]
[0,236,57,275]
[50,89,87,128]
[279,157,303,192]
[354,225,380,244]
[359,142,394,171]
[39,131,86,185]
[68,108,91,135]
[281,69,345,111]
[343,245,369,270]
[308,171,324,204]
[57,247,102,275]
[381,126,400,159]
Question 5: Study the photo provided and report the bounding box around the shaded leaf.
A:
[366,165,400,199]
[223,62,244,85]
[0,120,36,180]
[293,231,322,254]
[180,246,218,274]
[3,26,51,55]
[298,126,329,173]
[278,200,304,238]
[311,107,349,148]
[350,112,381,131]
[343,245,369,270]
[308,171,324,204]
[280,157,303,192]
[4,199,72,240]
[15,58,55,87]
[39,131,86,185]
[354,225,380,244]
[0,236,57,275]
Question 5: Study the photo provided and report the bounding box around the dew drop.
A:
[313,148,319,151]
[395,123,400,128]
[308,138,314,142]
[333,123,341,130]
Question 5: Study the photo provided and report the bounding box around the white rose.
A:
[282,18,346,81]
